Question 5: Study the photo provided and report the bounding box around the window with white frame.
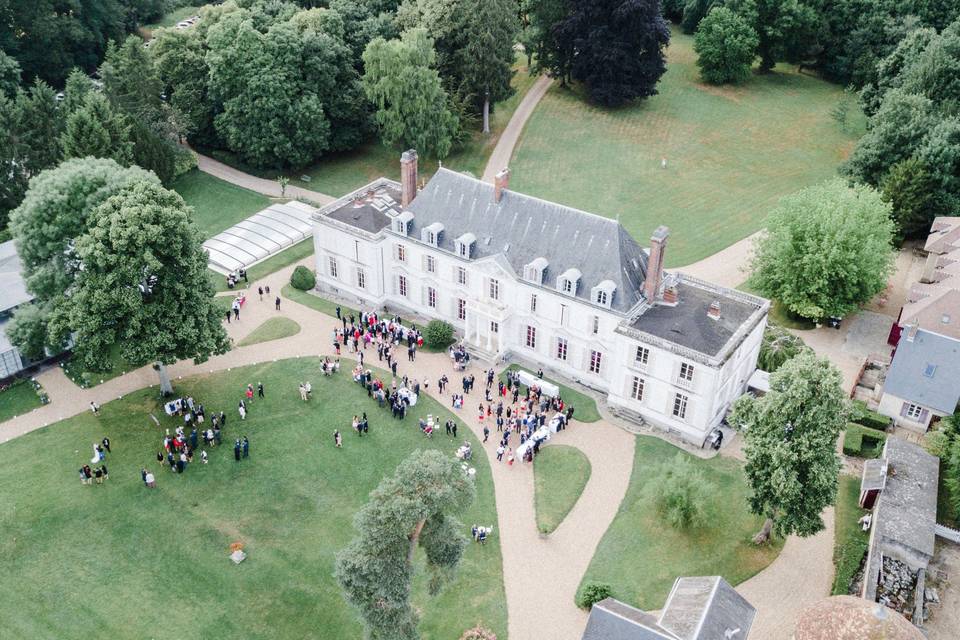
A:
[490,320,499,334]
[488,278,500,301]
[356,268,366,289]
[562,278,573,294]
[395,244,406,262]
[457,298,466,320]
[427,286,437,308]
[398,275,408,297]
[635,346,649,368]
[425,230,435,245]
[592,315,600,334]
[589,350,602,374]
[903,402,924,420]
[631,376,644,401]
[596,290,608,305]
[530,294,537,313]
[425,255,436,273]
[526,325,537,349]
[457,266,468,286]
[678,362,695,387]
[556,337,568,361]
[673,393,689,420]
[328,257,338,278]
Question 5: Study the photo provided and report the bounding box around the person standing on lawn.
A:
[234,439,241,461]
[242,436,249,458]
[257,382,264,399]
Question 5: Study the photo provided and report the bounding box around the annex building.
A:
[312,151,769,445]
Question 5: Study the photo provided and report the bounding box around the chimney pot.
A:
[643,226,670,301]
[494,168,511,203]
[400,149,418,207]
[708,300,721,319]
[662,285,679,305]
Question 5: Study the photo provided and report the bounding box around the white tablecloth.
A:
[516,426,552,459]
[398,387,418,406]
[517,370,559,398]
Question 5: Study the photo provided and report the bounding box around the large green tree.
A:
[881,158,950,241]
[362,28,459,158]
[552,0,670,106]
[729,350,847,543]
[757,325,808,373]
[49,180,229,390]
[0,50,20,98]
[8,159,159,353]
[693,6,758,84]
[727,0,818,73]
[60,92,133,164]
[336,449,475,640]
[750,179,896,321]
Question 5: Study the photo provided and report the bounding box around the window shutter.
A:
[900,402,910,418]
[919,408,930,423]
[550,336,558,359]
[392,275,399,295]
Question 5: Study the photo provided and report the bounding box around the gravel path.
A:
[1,258,835,639]
[194,152,336,206]
[482,75,554,184]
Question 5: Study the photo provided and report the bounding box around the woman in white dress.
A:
[90,442,100,464]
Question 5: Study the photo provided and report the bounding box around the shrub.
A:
[652,453,716,529]
[424,319,454,349]
[576,581,614,610]
[758,326,807,372]
[290,265,316,291]
[460,625,497,640]
[848,401,891,431]
[842,424,887,458]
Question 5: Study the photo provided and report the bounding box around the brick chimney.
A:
[708,300,721,320]
[904,321,919,342]
[400,149,418,207]
[494,168,511,203]
[643,226,670,301]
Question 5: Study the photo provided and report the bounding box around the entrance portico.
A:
[465,302,508,357]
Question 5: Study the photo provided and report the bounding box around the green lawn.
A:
[172,170,271,239]
[509,29,864,268]
[291,56,538,197]
[210,239,314,292]
[579,436,783,609]
[534,445,592,534]
[832,474,870,595]
[281,284,358,320]
[237,317,301,347]
[0,379,43,422]
[142,5,205,32]
[500,364,602,423]
[0,358,506,639]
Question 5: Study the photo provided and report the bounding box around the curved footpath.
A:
[482,75,554,184]
[194,152,336,206]
[0,258,834,639]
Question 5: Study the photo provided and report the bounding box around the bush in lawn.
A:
[424,319,454,349]
[842,424,886,458]
[652,453,717,529]
[460,625,497,640]
[576,581,614,610]
[290,265,316,291]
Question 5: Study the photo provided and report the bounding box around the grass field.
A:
[172,170,271,239]
[500,364,601,423]
[509,29,864,268]
[0,358,506,639]
[291,57,538,197]
[210,239,314,293]
[237,317,301,347]
[142,5,204,32]
[832,474,870,595]
[579,436,783,609]
[0,379,43,422]
[534,444,592,534]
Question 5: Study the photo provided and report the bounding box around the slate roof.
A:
[324,181,400,234]
[659,576,756,640]
[582,598,676,640]
[874,437,939,560]
[627,277,765,359]
[884,328,960,413]
[925,217,960,254]
[405,169,649,313]
[0,240,32,315]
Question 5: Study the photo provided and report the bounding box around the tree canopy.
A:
[48,179,229,372]
[729,350,846,543]
[336,449,475,640]
[362,28,459,158]
[750,179,896,321]
[693,7,758,84]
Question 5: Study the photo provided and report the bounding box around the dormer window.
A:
[421,222,444,247]
[523,257,548,285]
[393,210,414,236]
[455,233,476,259]
[591,279,616,308]
[556,268,581,296]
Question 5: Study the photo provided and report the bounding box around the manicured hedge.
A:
[290,265,316,291]
[843,423,887,458]
[848,400,891,431]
